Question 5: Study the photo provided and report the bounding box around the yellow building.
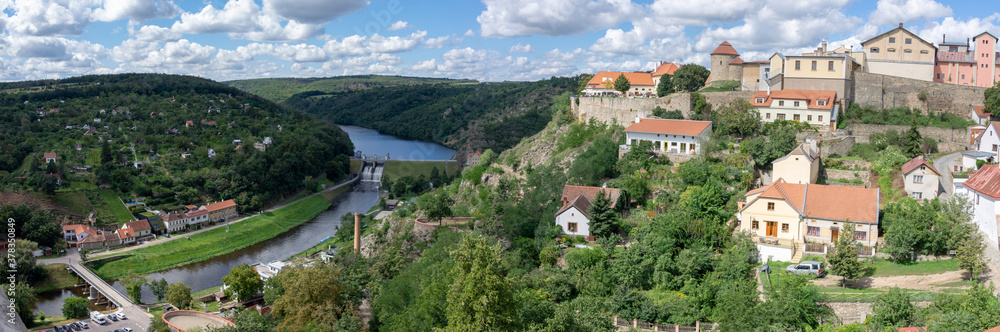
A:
[771,141,820,185]
[750,89,839,130]
[736,179,880,262]
[769,52,859,103]
[861,23,937,81]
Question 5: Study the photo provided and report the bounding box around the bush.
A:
[539,246,559,266]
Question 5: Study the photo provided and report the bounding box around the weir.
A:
[359,161,385,191]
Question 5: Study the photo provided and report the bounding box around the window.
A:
[819,115,823,122]
[993,144,998,152]
[920,50,929,54]
[778,101,785,106]
[567,222,578,232]
[888,48,896,53]
[807,115,812,121]
[855,231,867,241]
[807,226,820,236]
[913,175,923,183]
[782,223,789,233]
[905,38,912,44]
[811,61,817,71]
[767,202,775,210]
[889,37,896,43]
[793,114,801,121]
[937,73,943,79]
[752,220,759,229]
[766,113,771,119]
[795,60,801,70]
[777,114,786,120]
[962,74,966,79]
[912,192,923,199]
[870,47,879,53]
[904,49,912,54]
[818,100,827,106]
[756,97,765,103]
[794,101,800,107]
[828,61,834,71]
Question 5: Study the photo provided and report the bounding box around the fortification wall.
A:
[853,72,986,117]
[572,91,754,127]
[844,123,970,150]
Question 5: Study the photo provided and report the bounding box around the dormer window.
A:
[756,98,765,103]
[817,100,827,106]
[778,101,785,106]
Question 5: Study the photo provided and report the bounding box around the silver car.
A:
[785,261,826,277]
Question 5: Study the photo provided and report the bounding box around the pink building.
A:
[973,32,998,88]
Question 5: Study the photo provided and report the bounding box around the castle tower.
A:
[709,41,741,83]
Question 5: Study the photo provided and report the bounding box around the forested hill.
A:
[280,77,581,160]
[0,74,353,218]
[224,75,477,103]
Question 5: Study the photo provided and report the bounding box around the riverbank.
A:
[92,194,335,280]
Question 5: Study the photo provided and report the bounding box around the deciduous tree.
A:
[672,64,711,92]
[827,222,867,287]
[426,192,454,225]
[656,75,674,97]
[149,278,169,302]
[985,81,1000,116]
[123,271,148,304]
[613,73,631,96]
[868,287,914,330]
[443,235,519,331]
[222,264,264,302]
[62,296,89,319]
[166,282,192,309]
[271,263,354,330]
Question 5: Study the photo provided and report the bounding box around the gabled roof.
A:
[118,227,136,239]
[624,118,713,136]
[743,179,880,224]
[124,220,151,232]
[900,156,940,176]
[710,41,740,56]
[861,25,937,50]
[964,164,1000,200]
[64,224,98,237]
[651,63,679,77]
[975,121,1000,143]
[43,152,57,159]
[772,142,819,164]
[973,31,998,41]
[586,71,655,87]
[556,185,621,217]
[973,105,989,118]
[750,89,837,111]
[206,199,237,212]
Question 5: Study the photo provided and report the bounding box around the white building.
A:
[771,141,820,184]
[555,185,621,239]
[750,89,839,130]
[973,106,991,125]
[623,118,712,155]
[901,156,942,200]
[958,164,1000,248]
[976,121,1000,158]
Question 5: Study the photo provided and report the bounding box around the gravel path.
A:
[933,151,963,200]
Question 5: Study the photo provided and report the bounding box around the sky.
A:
[0,0,997,82]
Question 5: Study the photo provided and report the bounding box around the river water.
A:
[33,126,456,314]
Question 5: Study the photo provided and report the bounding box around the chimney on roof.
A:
[898,23,903,28]
[635,116,641,124]
[561,197,568,207]
[943,34,946,43]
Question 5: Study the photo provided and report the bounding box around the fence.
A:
[801,243,875,257]
[613,316,718,331]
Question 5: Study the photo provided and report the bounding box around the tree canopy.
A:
[672,64,711,92]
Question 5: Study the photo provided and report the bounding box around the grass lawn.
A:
[98,188,134,222]
[85,149,101,166]
[32,264,77,293]
[350,160,362,173]
[192,285,223,298]
[383,160,460,180]
[870,258,960,277]
[52,191,93,216]
[93,195,334,280]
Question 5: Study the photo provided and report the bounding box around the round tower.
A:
[709,41,740,83]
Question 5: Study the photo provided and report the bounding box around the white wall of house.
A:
[903,169,940,200]
[801,218,879,248]
[555,207,591,237]
[756,105,837,127]
[625,129,710,155]
[973,110,990,125]
[970,192,1000,248]
[757,244,792,262]
[977,125,1000,155]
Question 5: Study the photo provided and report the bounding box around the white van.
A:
[90,311,107,325]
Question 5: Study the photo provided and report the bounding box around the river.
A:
[33,126,456,314]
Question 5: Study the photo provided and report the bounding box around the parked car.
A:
[53,326,64,332]
[785,261,826,277]
[116,313,127,320]
[69,322,81,331]
[107,314,118,322]
[123,328,133,332]
[77,321,89,329]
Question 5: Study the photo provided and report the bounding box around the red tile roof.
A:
[64,224,97,237]
[710,41,740,56]
[983,325,1000,332]
[965,164,1000,199]
[586,71,655,87]
[729,57,745,65]
[746,179,880,224]
[651,63,679,77]
[974,105,989,118]
[118,227,135,239]
[557,185,621,217]
[43,152,57,159]
[624,118,713,136]
[750,89,837,110]
[124,220,151,232]
[900,156,940,176]
[206,199,237,212]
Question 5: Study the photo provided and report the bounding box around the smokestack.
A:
[943,34,946,44]
[353,212,361,253]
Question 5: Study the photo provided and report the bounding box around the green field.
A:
[33,264,77,293]
[98,188,134,222]
[383,160,460,180]
[93,195,334,279]
[869,258,960,277]
[85,149,100,166]
[52,191,93,216]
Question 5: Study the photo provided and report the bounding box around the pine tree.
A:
[827,222,867,287]
[588,190,617,239]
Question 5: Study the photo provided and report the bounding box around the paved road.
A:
[933,151,963,200]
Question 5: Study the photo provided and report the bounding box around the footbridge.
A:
[69,263,131,309]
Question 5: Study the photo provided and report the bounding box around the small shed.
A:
[385,199,399,211]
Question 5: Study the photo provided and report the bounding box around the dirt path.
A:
[812,270,967,291]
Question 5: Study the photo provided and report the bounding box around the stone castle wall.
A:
[844,123,970,151]
[853,72,987,117]
[572,91,754,127]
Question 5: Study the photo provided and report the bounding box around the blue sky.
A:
[0,0,997,82]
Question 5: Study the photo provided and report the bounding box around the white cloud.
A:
[650,0,762,26]
[509,43,534,53]
[464,29,475,37]
[477,0,638,38]
[5,0,94,36]
[413,59,437,71]
[263,0,369,24]
[92,0,179,22]
[424,36,451,49]
[231,15,324,41]
[695,0,861,53]
[323,31,428,57]
[869,0,952,27]
[918,15,1000,45]
[387,21,411,31]
[170,0,261,34]
[134,25,181,42]
[590,18,687,59]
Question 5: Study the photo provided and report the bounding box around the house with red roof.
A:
[901,156,942,200]
[583,71,656,97]
[750,89,839,131]
[623,118,712,155]
[43,152,58,164]
[466,150,483,167]
[955,163,1000,249]
[975,121,1000,158]
[63,224,99,247]
[736,179,880,262]
[651,62,679,88]
[973,105,991,125]
[206,199,238,222]
[555,185,621,239]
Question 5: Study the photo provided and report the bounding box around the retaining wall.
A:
[572,91,754,127]
[844,123,970,150]
[853,72,986,117]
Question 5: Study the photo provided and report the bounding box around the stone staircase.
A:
[791,242,804,263]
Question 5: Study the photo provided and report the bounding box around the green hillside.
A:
[225,75,476,103]
[0,74,353,225]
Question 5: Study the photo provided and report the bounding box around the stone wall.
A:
[853,72,987,117]
[821,302,872,325]
[572,91,755,127]
[825,169,871,188]
[818,136,856,157]
[844,123,970,150]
